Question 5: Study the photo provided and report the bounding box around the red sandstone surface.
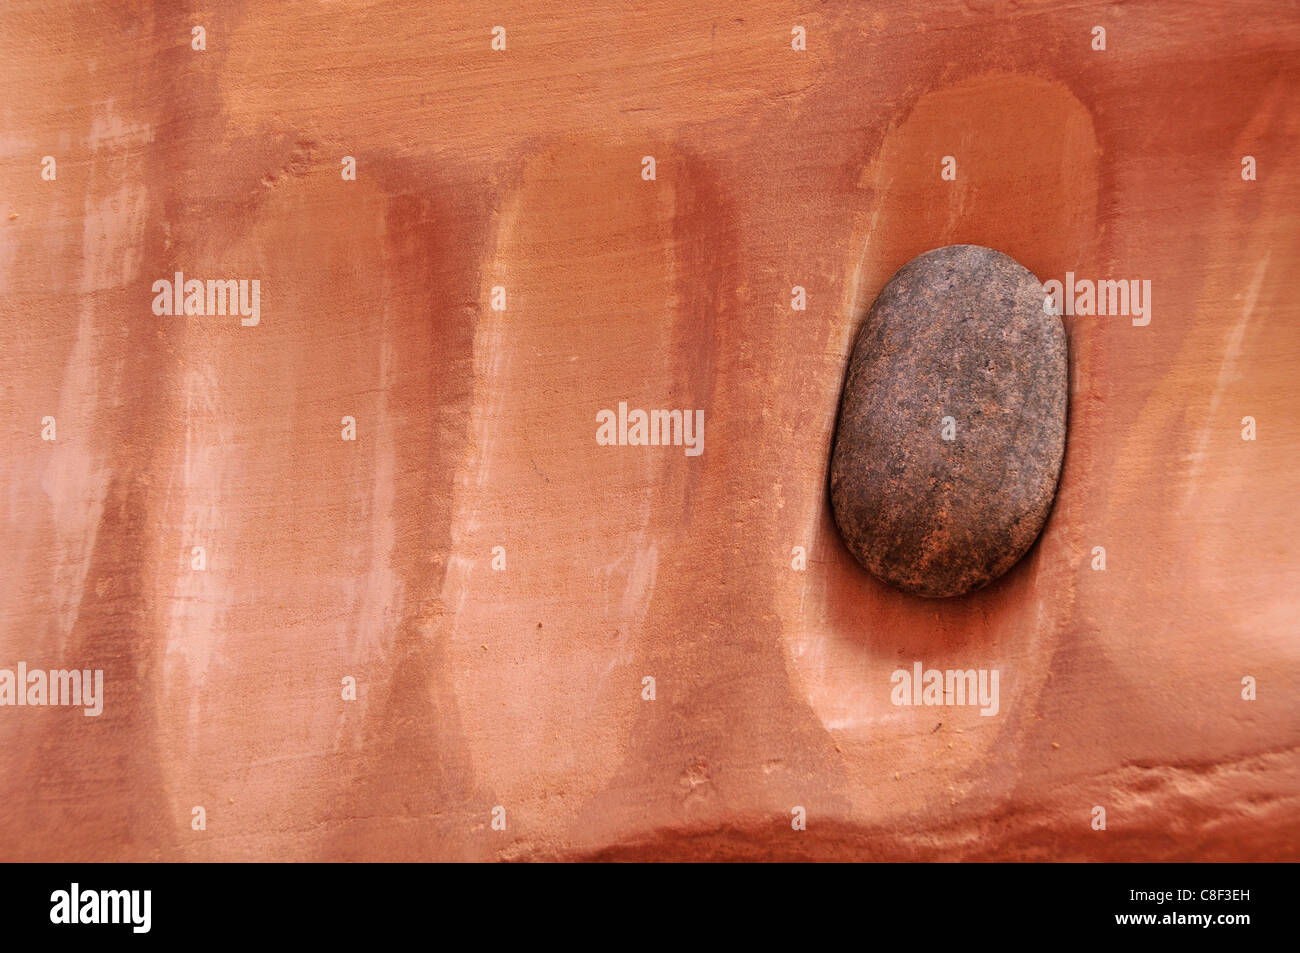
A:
[0,1,1296,861]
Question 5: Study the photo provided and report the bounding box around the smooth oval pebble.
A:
[830,244,1067,598]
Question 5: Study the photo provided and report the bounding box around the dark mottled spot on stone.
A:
[830,244,1067,598]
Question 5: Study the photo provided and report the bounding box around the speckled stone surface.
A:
[830,244,1068,597]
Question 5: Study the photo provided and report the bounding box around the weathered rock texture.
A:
[831,245,1067,597]
[0,1,1297,861]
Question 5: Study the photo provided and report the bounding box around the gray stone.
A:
[830,244,1068,597]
